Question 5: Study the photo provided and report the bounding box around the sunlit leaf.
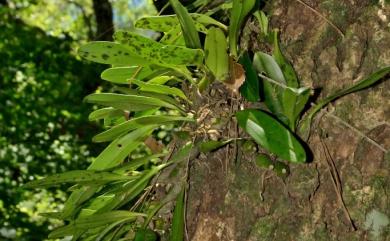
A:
[49,211,144,238]
[93,115,194,143]
[24,170,133,188]
[236,109,306,163]
[84,93,179,111]
[114,87,183,108]
[101,66,156,84]
[253,52,287,121]
[135,13,226,33]
[88,107,123,121]
[61,185,101,220]
[135,15,207,33]
[98,164,167,212]
[79,41,149,66]
[132,79,189,101]
[114,30,203,66]
[205,27,229,81]
[89,125,155,170]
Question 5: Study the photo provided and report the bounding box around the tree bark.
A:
[92,0,114,41]
[185,1,390,240]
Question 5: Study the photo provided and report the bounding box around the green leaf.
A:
[169,0,202,49]
[49,211,143,238]
[101,66,155,84]
[135,13,227,33]
[78,194,116,217]
[135,15,207,33]
[113,88,184,111]
[89,125,155,170]
[88,107,123,121]
[273,31,299,88]
[229,0,256,57]
[299,66,390,140]
[239,52,260,102]
[114,30,204,66]
[79,41,149,66]
[61,185,101,220]
[282,87,311,130]
[95,219,135,241]
[24,170,133,188]
[236,109,306,163]
[134,228,158,241]
[84,93,179,112]
[132,79,189,102]
[170,188,185,241]
[112,154,165,174]
[98,165,167,212]
[160,26,185,45]
[192,13,227,31]
[93,115,194,143]
[253,52,287,121]
[199,140,232,153]
[204,27,229,81]
[253,11,269,36]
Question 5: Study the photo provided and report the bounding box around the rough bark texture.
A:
[92,0,114,41]
[186,1,390,241]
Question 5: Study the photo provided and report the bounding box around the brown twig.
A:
[295,0,345,38]
[324,111,387,153]
[320,138,357,231]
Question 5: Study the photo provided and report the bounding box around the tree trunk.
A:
[92,0,114,41]
[186,1,390,240]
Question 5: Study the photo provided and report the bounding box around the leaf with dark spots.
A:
[101,54,109,60]
[113,30,204,66]
[79,41,149,66]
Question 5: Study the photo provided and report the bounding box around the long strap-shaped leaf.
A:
[49,211,144,238]
[135,13,227,33]
[169,0,202,49]
[170,188,185,241]
[132,79,189,102]
[23,170,133,188]
[88,125,156,170]
[93,115,194,143]
[299,66,390,140]
[84,93,179,111]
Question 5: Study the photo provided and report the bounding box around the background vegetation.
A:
[0,0,156,239]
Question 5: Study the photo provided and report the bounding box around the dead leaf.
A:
[144,136,164,154]
[224,56,246,92]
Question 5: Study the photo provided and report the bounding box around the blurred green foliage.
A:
[0,0,156,240]
[0,9,103,241]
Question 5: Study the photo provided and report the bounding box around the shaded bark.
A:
[92,0,114,41]
[186,1,390,240]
